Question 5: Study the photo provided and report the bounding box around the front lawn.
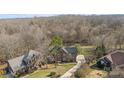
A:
[23,63,76,78]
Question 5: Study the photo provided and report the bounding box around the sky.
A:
[0,0,124,19]
[0,14,55,19]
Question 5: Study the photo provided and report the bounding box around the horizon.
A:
[1,14,124,19]
[0,14,55,19]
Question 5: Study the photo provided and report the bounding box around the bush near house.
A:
[47,71,60,78]
[95,44,106,59]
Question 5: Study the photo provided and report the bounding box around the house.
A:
[97,50,124,71]
[7,50,41,75]
[47,46,77,63]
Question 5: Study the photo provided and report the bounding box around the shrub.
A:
[47,71,56,77]
[74,69,85,78]
[95,44,106,58]
[47,71,61,78]
[50,36,63,48]
[74,64,92,78]
[75,44,83,55]
[14,72,21,78]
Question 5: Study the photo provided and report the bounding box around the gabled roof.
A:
[100,50,124,66]
[28,50,41,56]
[49,46,61,54]
[63,47,77,55]
[23,50,41,63]
[8,55,24,72]
[8,50,41,72]
[61,47,68,54]
[50,46,77,55]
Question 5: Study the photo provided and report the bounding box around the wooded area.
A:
[0,15,124,61]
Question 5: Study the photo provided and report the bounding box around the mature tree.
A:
[49,36,63,68]
[114,30,124,49]
[75,44,83,55]
[50,36,63,48]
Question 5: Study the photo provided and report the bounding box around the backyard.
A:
[80,46,95,56]
[23,63,76,78]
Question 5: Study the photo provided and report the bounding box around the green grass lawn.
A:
[23,63,76,78]
[81,46,95,56]
[0,75,6,78]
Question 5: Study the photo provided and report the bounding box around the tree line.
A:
[0,15,124,61]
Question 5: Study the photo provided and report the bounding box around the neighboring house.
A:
[97,50,124,71]
[47,46,77,63]
[8,50,41,75]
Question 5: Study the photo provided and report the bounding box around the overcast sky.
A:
[0,14,55,19]
[0,0,124,19]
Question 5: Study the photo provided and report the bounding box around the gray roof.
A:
[28,50,40,58]
[8,55,24,72]
[8,50,41,73]
[62,47,77,55]
[23,50,40,63]
[50,46,77,55]
[61,47,68,54]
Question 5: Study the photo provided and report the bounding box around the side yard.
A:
[74,46,108,78]
[23,63,76,78]
[74,63,108,78]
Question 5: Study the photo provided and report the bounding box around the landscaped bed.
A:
[23,63,76,78]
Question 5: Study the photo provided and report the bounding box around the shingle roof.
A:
[61,47,68,54]
[8,50,41,72]
[111,51,124,66]
[23,50,40,63]
[8,55,24,72]
[101,50,124,66]
[63,47,77,55]
[50,46,77,56]
[49,46,61,54]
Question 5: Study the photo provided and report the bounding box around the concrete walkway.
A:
[61,55,86,78]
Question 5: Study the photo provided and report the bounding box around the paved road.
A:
[61,55,86,78]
